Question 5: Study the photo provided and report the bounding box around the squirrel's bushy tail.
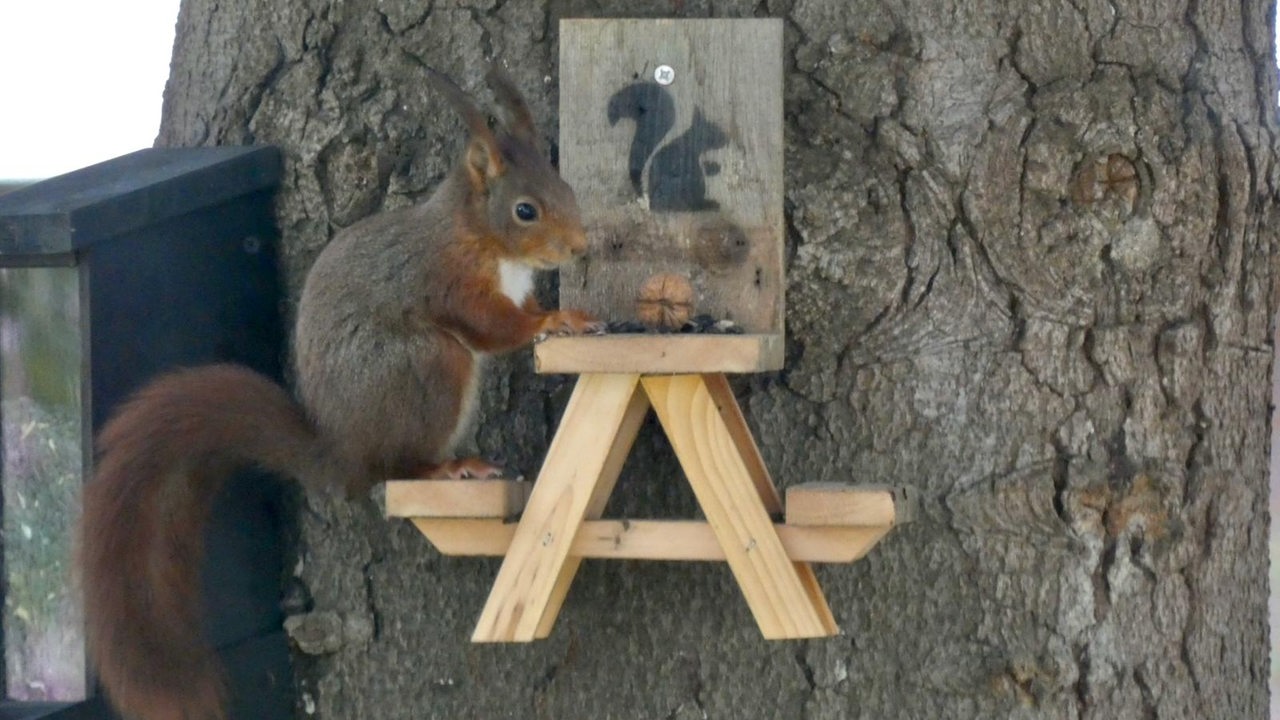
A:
[77,364,331,720]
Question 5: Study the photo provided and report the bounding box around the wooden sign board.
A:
[558,19,784,343]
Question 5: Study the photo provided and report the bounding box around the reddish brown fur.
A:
[78,365,339,720]
[431,221,596,354]
[77,66,600,720]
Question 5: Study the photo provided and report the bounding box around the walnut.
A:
[635,273,694,330]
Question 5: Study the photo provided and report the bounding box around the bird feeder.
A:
[0,147,292,716]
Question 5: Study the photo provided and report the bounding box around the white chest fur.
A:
[498,260,535,305]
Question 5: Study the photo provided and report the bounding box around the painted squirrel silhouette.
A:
[607,82,728,212]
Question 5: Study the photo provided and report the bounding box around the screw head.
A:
[654,65,675,85]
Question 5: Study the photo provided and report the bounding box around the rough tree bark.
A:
[156,1,1277,718]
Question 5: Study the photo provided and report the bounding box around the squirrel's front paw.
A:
[537,310,606,340]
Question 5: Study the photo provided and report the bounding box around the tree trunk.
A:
[157,1,1277,718]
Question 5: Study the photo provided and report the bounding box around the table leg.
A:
[701,373,838,634]
[533,381,650,638]
[471,373,643,642]
[643,374,837,639]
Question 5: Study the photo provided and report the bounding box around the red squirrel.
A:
[76,65,602,720]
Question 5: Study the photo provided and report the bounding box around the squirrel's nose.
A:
[567,229,588,257]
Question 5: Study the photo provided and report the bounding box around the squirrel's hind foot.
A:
[419,457,509,480]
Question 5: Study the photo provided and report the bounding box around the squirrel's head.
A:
[426,64,588,269]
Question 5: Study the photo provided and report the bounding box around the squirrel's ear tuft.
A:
[411,58,508,185]
[486,65,540,150]
[465,136,505,187]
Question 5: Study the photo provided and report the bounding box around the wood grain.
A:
[784,484,908,527]
[384,479,530,519]
[533,381,650,638]
[412,518,892,564]
[533,334,783,374]
[699,373,837,630]
[642,374,837,638]
[559,19,784,334]
[700,373,782,512]
[470,373,641,642]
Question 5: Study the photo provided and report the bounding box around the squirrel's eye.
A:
[514,202,539,222]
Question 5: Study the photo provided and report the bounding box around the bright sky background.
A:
[0,1,181,181]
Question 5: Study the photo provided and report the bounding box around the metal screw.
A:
[654,65,675,85]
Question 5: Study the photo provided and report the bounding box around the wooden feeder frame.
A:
[387,359,915,642]
[384,19,915,643]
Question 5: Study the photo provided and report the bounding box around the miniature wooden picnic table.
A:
[384,18,914,643]
[385,335,914,642]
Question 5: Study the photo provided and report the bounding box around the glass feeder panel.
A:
[0,266,86,702]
